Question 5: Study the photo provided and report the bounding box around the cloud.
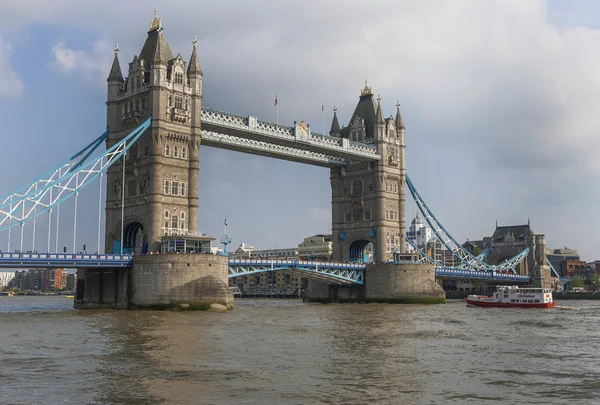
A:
[309,208,330,225]
[0,34,23,97]
[48,40,113,87]
[3,0,600,258]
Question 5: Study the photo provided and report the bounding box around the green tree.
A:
[473,245,481,256]
[572,274,585,288]
[591,273,600,291]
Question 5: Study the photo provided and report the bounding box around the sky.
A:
[0,0,600,261]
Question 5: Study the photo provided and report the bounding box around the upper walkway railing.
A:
[201,107,381,165]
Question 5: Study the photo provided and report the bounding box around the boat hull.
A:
[465,297,554,308]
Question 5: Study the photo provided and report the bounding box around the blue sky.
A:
[1,0,600,260]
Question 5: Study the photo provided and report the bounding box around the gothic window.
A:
[393,184,397,193]
[385,210,389,220]
[168,95,173,107]
[185,98,188,111]
[385,183,389,192]
[352,180,363,195]
[165,144,171,156]
[136,76,141,89]
[345,212,351,222]
[171,215,179,230]
[171,181,179,195]
[365,210,371,220]
[180,212,185,221]
[181,147,187,159]
[173,146,179,158]
[180,183,187,196]
[164,222,168,235]
[164,180,170,195]
[141,97,147,110]
[165,210,170,218]
[175,72,184,85]
[352,208,363,222]
[127,179,137,197]
[144,144,149,157]
[175,96,183,109]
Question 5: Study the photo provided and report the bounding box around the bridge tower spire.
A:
[104,12,203,253]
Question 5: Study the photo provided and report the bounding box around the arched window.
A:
[164,181,170,195]
[180,183,187,196]
[165,210,170,218]
[136,76,141,89]
[180,212,185,220]
[171,215,179,230]
[171,181,179,195]
[168,95,173,107]
[165,144,171,156]
[181,147,187,159]
[175,96,183,109]
[173,146,179,158]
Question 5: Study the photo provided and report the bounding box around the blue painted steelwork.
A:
[545,257,562,279]
[228,259,366,285]
[0,251,132,268]
[406,175,529,273]
[0,130,108,205]
[0,117,152,231]
[434,267,530,282]
[200,107,381,164]
[406,239,490,268]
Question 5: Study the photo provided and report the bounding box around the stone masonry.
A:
[105,11,202,253]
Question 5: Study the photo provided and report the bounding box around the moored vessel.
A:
[465,285,554,308]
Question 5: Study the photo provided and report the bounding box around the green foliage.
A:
[572,274,585,288]
[472,245,481,256]
[591,273,600,290]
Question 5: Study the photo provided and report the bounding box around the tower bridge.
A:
[0,11,551,308]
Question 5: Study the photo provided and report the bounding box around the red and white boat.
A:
[465,285,554,308]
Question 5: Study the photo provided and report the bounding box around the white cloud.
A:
[48,40,113,87]
[0,34,23,97]
[4,0,600,258]
[309,208,330,225]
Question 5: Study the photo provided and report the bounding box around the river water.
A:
[0,296,599,405]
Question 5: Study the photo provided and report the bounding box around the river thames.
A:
[0,296,598,405]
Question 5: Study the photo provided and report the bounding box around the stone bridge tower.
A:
[330,82,406,263]
[105,12,202,253]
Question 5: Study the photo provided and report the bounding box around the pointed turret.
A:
[187,36,203,77]
[395,102,405,131]
[376,96,385,125]
[107,44,124,83]
[139,10,174,67]
[329,106,341,136]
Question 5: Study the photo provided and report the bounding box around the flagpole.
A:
[275,94,279,125]
[321,105,324,135]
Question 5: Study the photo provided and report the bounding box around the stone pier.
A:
[75,254,233,310]
[305,262,445,304]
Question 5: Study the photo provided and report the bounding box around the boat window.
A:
[510,299,515,302]
[528,299,533,303]
[534,300,540,303]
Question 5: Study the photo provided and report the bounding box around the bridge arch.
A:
[123,221,146,254]
[348,239,373,263]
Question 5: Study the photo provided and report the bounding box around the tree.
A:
[472,245,481,256]
[592,273,600,291]
[572,274,585,288]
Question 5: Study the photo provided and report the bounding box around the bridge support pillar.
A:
[74,254,233,310]
[532,264,553,290]
[304,262,445,303]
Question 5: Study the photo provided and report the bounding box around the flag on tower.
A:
[274,94,278,106]
[322,105,324,112]
[224,218,228,227]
